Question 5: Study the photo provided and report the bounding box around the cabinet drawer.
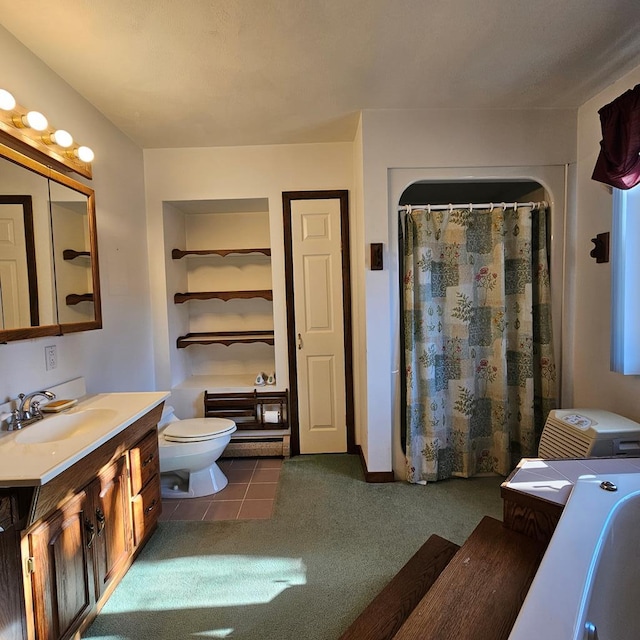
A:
[129,429,160,495]
[131,477,161,547]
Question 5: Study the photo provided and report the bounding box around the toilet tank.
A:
[158,405,180,428]
[538,409,640,458]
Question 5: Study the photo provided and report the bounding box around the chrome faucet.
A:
[6,390,56,430]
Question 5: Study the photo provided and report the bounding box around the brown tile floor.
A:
[159,457,282,522]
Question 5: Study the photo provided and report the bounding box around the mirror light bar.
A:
[0,87,93,179]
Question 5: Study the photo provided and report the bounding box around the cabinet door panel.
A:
[93,457,132,597]
[28,491,93,640]
[0,527,27,640]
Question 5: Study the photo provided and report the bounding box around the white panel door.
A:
[0,204,31,329]
[291,198,347,453]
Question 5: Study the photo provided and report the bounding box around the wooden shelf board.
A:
[174,290,273,303]
[177,331,275,348]
[172,248,271,259]
[66,293,94,305]
[63,249,91,261]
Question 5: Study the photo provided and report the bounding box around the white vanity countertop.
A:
[0,391,169,487]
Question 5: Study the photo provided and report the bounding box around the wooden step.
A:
[393,516,546,640]
[339,534,460,640]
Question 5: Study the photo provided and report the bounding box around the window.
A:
[611,184,640,373]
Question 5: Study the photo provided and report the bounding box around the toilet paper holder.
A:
[203,389,288,430]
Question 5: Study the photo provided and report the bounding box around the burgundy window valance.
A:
[592,83,640,190]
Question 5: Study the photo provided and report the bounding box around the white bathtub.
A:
[509,472,640,640]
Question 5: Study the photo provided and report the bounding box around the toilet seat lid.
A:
[163,418,236,442]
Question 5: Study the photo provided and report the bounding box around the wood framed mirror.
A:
[0,142,101,343]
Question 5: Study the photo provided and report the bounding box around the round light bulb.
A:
[0,89,16,111]
[24,111,48,131]
[76,146,94,163]
[51,129,73,148]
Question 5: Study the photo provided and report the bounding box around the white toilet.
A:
[158,406,236,499]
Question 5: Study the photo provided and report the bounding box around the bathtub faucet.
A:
[6,390,56,430]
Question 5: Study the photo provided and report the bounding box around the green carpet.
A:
[84,454,503,640]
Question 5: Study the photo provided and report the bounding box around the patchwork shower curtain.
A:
[402,204,556,482]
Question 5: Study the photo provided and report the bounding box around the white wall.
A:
[144,144,354,400]
[0,27,155,403]
[351,115,367,454]
[162,202,190,389]
[573,64,640,421]
[359,108,577,473]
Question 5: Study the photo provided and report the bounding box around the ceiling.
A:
[2,0,640,149]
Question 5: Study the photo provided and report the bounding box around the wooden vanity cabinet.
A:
[0,402,163,640]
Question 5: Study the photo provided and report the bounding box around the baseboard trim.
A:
[357,445,395,483]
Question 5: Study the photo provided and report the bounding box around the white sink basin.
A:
[15,408,118,445]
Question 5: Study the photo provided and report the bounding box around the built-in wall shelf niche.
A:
[164,196,275,394]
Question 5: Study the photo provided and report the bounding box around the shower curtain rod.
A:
[399,200,548,213]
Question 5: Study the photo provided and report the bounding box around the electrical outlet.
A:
[45,345,57,371]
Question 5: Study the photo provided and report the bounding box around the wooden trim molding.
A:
[357,445,395,483]
[0,195,39,327]
[282,190,355,456]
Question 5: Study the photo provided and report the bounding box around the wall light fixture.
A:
[46,129,74,148]
[0,89,16,111]
[14,110,49,131]
[0,87,93,179]
[74,145,95,163]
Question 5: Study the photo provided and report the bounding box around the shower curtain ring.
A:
[449,203,453,213]
[427,204,431,214]
[469,203,473,212]
[490,202,494,212]
[501,202,506,212]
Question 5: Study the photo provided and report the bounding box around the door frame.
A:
[282,190,355,456]
[0,194,39,328]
